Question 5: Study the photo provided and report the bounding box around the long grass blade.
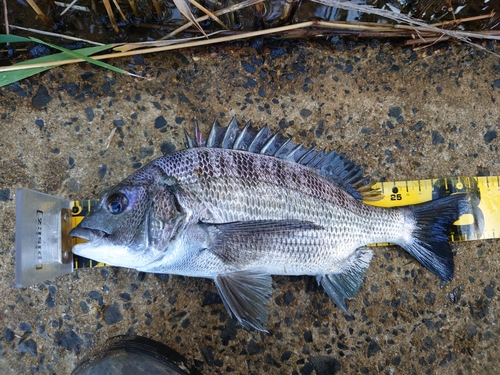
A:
[0,44,114,86]
[27,37,141,77]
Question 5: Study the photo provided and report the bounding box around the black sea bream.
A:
[71,117,468,331]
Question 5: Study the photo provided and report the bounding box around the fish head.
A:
[70,164,182,268]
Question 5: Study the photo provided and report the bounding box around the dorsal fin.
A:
[185,116,382,201]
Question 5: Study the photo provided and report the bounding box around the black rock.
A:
[58,330,83,351]
[308,356,342,375]
[103,302,123,325]
[88,291,104,306]
[19,322,32,331]
[18,339,38,356]
[484,130,497,143]
[367,340,381,358]
[4,328,14,342]
[32,85,52,108]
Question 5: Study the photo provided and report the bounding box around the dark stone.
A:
[432,131,444,145]
[154,273,169,283]
[411,121,424,131]
[485,285,496,298]
[300,109,312,118]
[484,130,497,143]
[181,318,190,329]
[4,328,14,342]
[304,330,313,343]
[200,346,215,365]
[139,147,154,159]
[361,127,377,134]
[424,292,436,306]
[19,322,32,331]
[241,61,256,74]
[85,107,94,121]
[247,340,264,355]
[300,362,314,375]
[119,293,131,301]
[58,330,83,350]
[46,296,55,308]
[32,85,52,108]
[367,340,381,358]
[264,353,281,369]
[160,141,176,155]
[308,356,342,375]
[98,164,107,179]
[103,302,123,325]
[388,106,401,118]
[493,78,500,89]
[88,291,104,306]
[0,188,10,201]
[202,291,222,306]
[18,339,38,356]
[283,291,295,305]
[35,119,44,128]
[154,115,167,129]
[220,318,238,346]
[281,350,292,361]
[79,301,89,313]
[113,119,125,127]
[48,286,57,297]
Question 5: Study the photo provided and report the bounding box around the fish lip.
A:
[69,227,106,241]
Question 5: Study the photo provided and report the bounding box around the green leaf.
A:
[29,37,127,75]
[0,35,31,43]
[0,43,115,87]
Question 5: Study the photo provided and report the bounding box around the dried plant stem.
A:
[112,0,127,21]
[3,0,8,35]
[431,12,495,28]
[188,0,229,31]
[9,25,105,46]
[127,0,141,18]
[60,0,79,16]
[102,0,119,34]
[151,0,162,19]
[162,0,264,39]
[26,0,53,27]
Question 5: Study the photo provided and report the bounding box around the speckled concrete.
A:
[1,40,500,374]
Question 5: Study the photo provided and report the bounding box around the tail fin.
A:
[401,193,469,281]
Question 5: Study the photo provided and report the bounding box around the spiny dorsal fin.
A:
[185,116,382,201]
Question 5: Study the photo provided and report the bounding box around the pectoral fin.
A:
[213,270,272,332]
[318,247,373,315]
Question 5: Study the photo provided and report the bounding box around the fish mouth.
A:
[69,227,107,242]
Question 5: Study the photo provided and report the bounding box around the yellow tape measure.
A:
[367,176,498,242]
[71,176,499,268]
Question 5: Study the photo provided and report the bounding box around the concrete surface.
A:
[1,39,500,374]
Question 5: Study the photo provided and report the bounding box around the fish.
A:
[70,117,469,331]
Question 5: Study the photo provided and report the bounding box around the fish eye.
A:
[106,193,128,214]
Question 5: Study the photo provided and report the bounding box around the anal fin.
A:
[214,270,272,332]
[318,247,373,315]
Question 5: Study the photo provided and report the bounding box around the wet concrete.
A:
[1,40,500,374]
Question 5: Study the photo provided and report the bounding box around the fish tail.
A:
[401,193,469,281]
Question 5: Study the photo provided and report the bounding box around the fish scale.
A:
[71,117,470,331]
